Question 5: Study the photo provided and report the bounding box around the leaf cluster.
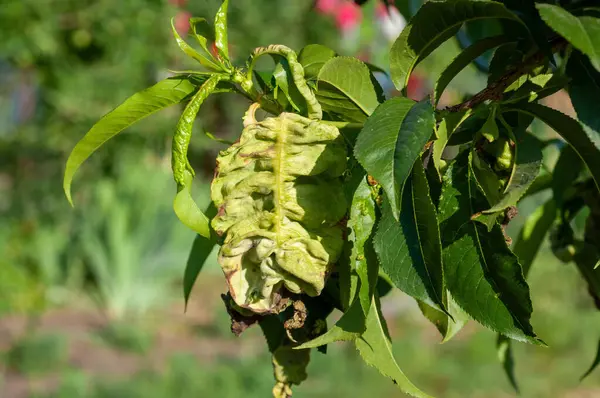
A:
[63,0,600,396]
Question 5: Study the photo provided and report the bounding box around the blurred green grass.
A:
[2,241,600,398]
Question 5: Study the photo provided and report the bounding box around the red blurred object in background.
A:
[315,0,342,14]
[335,1,362,31]
[174,11,192,35]
[406,73,428,101]
[315,0,362,31]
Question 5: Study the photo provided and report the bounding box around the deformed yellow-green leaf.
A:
[211,109,348,313]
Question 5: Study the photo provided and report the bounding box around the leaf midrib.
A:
[410,173,444,308]
[274,117,286,244]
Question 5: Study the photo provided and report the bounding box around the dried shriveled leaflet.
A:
[211,104,348,313]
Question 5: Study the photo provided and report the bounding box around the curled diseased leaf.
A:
[211,106,347,313]
[172,74,223,187]
[214,0,231,67]
[250,45,322,119]
[171,75,223,237]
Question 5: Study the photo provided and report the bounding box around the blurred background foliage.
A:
[0,0,599,397]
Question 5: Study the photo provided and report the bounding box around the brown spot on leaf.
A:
[221,294,261,336]
[367,175,379,186]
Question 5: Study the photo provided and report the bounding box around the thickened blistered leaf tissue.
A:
[211,103,347,314]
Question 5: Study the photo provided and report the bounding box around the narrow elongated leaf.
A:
[355,295,433,398]
[523,170,552,198]
[512,199,557,276]
[471,152,503,205]
[355,98,435,219]
[348,177,378,316]
[171,18,221,71]
[172,75,223,237]
[435,35,511,104]
[438,152,540,343]
[317,56,380,122]
[482,132,543,214]
[581,339,600,380]
[214,0,230,62]
[537,4,600,70]
[298,44,336,80]
[497,334,519,393]
[63,78,196,205]
[172,75,223,186]
[189,17,214,54]
[512,103,600,191]
[374,161,446,312]
[339,159,366,309]
[568,52,600,148]
[183,204,218,309]
[390,0,524,90]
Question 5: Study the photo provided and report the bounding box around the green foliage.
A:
[6,334,68,375]
[537,4,600,71]
[61,0,600,396]
[316,56,380,122]
[355,295,432,398]
[374,161,445,312]
[438,152,539,344]
[355,98,435,220]
[389,0,524,91]
[434,35,511,105]
[63,78,196,205]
